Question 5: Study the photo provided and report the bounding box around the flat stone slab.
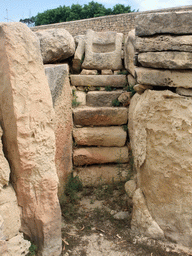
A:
[74,164,129,186]
[86,91,123,107]
[124,29,136,77]
[135,67,192,88]
[176,88,192,97]
[73,127,127,147]
[73,107,128,126]
[70,75,127,87]
[136,35,192,53]
[135,11,192,36]
[73,146,128,166]
[138,52,192,69]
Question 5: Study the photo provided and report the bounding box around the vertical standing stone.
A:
[0,23,62,255]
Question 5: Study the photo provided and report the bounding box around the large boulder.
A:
[82,29,123,70]
[0,22,61,255]
[129,90,192,247]
[35,28,75,64]
[124,29,136,77]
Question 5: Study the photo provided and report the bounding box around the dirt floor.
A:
[60,181,191,256]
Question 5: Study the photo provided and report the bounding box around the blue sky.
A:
[0,0,191,23]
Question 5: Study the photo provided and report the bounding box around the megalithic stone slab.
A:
[138,52,192,69]
[135,67,192,88]
[0,23,61,255]
[82,29,123,70]
[135,11,192,36]
[73,107,128,126]
[45,64,73,197]
[124,29,136,77]
[70,75,127,87]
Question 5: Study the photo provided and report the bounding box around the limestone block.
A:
[7,233,30,256]
[0,215,4,240]
[35,28,75,63]
[124,29,136,77]
[176,87,192,97]
[73,127,127,147]
[70,75,127,87]
[74,35,85,61]
[73,107,128,126]
[135,67,192,88]
[75,91,86,106]
[135,11,192,36]
[136,35,192,53]
[81,69,98,75]
[138,52,192,69]
[134,84,153,94]
[73,146,129,166]
[128,74,136,87]
[86,91,123,107]
[0,23,61,255]
[125,179,136,198]
[0,240,8,256]
[101,69,113,75]
[82,29,123,70]
[118,92,131,106]
[0,127,10,190]
[131,189,165,239]
[129,90,192,247]
[45,64,72,197]
[0,186,21,240]
[74,164,129,186]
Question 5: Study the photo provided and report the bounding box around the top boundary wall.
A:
[31,5,192,37]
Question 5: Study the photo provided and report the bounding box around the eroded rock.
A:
[86,91,123,107]
[124,29,136,77]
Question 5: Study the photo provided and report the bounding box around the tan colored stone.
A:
[81,69,98,75]
[73,147,128,166]
[0,23,61,255]
[125,179,137,198]
[134,84,153,94]
[0,240,8,256]
[114,70,120,75]
[70,75,127,87]
[45,64,72,197]
[124,29,136,77]
[75,91,86,106]
[136,35,192,53]
[129,90,192,247]
[73,127,127,147]
[176,87,192,97]
[35,28,75,63]
[131,189,165,239]
[86,91,123,107]
[138,52,192,69]
[0,127,10,190]
[73,107,128,126]
[7,233,30,256]
[74,164,130,186]
[128,74,136,87]
[101,69,113,75]
[74,35,85,61]
[135,11,192,36]
[135,67,192,88]
[82,29,123,70]
[118,92,131,106]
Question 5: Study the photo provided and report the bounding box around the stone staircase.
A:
[70,73,130,186]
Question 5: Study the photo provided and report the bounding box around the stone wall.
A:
[31,5,192,37]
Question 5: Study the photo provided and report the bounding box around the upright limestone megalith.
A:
[0,22,62,255]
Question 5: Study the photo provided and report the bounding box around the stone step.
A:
[73,127,127,147]
[73,107,128,126]
[70,75,127,88]
[86,91,123,107]
[74,164,130,186]
[73,146,129,166]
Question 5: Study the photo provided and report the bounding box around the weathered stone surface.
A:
[75,91,86,106]
[129,90,192,247]
[101,69,113,75]
[113,211,129,220]
[131,189,165,239]
[81,69,98,75]
[176,87,192,97]
[82,29,123,70]
[74,35,85,61]
[86,91,123,107]
[73,127,127,147]
[134,84,153,94]
[118,92,131,106]
[0,23,61,255]
[124,29,136,77]
[0,127,10,190]
[128,74,136,87]
[7,233,30,256]
[70,75,127,87]
[73,147,128,166]
[74,164,129,186]
[125,179,137,198]
[0,186,21,240]
[35,28,75,63]
[45,64,72,197]
[73,107,128,126]
[138,52,192,69]
[136,35,192,53]
[135,67,192,88]
[135,11,192,36]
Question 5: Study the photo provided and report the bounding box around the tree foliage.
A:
[20,1,136,26]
